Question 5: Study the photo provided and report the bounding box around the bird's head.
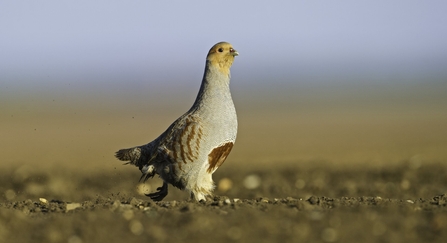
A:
[206,42,238,76]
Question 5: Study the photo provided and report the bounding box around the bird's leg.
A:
[139,165,155,182]
[145,182,168,201]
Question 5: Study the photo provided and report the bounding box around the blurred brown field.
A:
[1,82,446,172]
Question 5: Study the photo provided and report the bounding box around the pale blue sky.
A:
[1,1,446,96]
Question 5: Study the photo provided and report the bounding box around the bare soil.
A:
[2,84,446,242]
[1,161,447,243]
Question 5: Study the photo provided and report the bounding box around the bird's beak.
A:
[230,48,239,56]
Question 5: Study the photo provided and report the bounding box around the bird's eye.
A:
[218,48,224,53]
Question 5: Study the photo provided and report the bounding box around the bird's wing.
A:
[158,114,204,168]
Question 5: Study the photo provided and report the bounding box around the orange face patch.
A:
[206,42,237,76]
[207,142,234,173]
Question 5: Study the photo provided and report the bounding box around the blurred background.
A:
[1,1,446,172]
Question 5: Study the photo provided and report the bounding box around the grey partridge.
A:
[115,42,238,201]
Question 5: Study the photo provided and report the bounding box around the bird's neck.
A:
[192,62,232,108]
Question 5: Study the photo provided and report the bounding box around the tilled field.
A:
[1,161,447,243]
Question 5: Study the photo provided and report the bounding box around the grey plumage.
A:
[115,42,238,201]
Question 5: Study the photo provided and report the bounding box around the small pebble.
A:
[130,197,142,207]
[307,196,319,205]
[39,198,48,204]
[122,209,134,220]
[260,198,269,203]
[243,174,261,189]
[218,178,233,192]
[129,220,144,235]
[66,203,81,212]
[170,200,177,207]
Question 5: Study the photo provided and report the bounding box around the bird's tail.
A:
[116,145,157,180]
[115,147,142,166]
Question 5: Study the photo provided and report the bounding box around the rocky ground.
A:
[1,160,447,243]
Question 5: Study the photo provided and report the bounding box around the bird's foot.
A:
[190,191,210,202]
[145,182,168,201]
